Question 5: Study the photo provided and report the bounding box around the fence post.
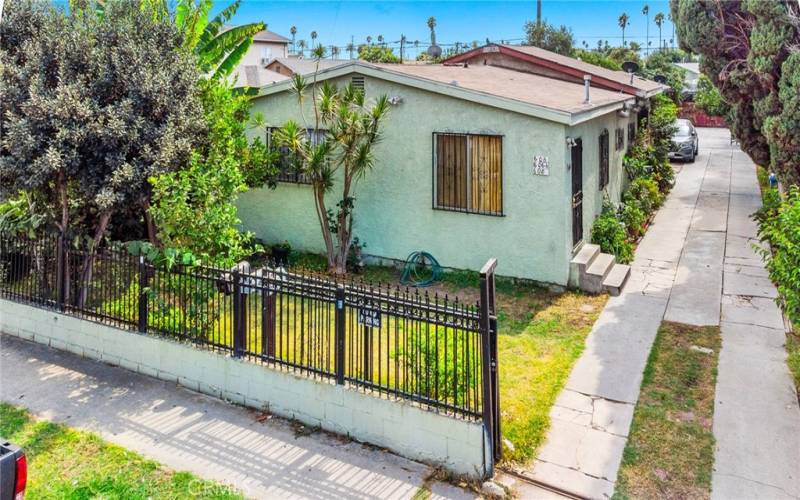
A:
[232,270,245,357]
[335,284,346,385]
[261,292,276,358]
[363,325,372,382]
[56,235,67,312]
[137,256,148,333]
[479,258,500,474]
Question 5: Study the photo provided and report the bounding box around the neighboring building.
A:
[442,44,663,101]
[237,58,663,289]
[266,57,352,77]
[674,62,700,100]
[225,27,292,87]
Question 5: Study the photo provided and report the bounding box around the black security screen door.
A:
[571,139,583,247]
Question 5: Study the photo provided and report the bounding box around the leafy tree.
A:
[272,68,390,273]
[573,49,623,70]
[148,80,269,266]
[0,0,204,304]
[358,45,400,63]
[695,74,727,117]
[640,49,687,101]
[671,0,799,183]
[523,20,575,55]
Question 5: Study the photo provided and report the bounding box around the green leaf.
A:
[211,37,254,80]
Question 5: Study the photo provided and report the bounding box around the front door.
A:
[571,139,583,247]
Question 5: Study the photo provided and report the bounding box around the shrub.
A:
[627,177,663,215]
[695,75,728,117]
[619,202,647,239]
[755,186,800,325]
[591,203,633,264]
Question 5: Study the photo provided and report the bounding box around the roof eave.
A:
[255,61,583,124]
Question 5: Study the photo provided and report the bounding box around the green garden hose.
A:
[400,251,442,287]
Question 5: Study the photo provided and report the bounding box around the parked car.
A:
[669,119,699,162]
[0,440,26,500]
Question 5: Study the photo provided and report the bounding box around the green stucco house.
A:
[238,48,664,289]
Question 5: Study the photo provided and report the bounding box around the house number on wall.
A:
[532,156,550,176]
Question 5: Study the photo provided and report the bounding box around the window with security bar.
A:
[433,133,503,216]
[599,129,610,189]
[615,127,625,151]
[266,127,327,184]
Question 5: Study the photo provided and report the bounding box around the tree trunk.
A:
[76,211,112,308]
[143,199,160,247]
[312,184,336,272]
[57,171,71,305]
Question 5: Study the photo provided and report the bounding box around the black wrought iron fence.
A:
[0,233,499,424]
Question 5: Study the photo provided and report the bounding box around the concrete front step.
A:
[603,264,631,296]
[583,253,615,294]
[571,243,601,275]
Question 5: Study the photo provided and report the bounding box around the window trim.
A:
[431,132,505,217]
[615,127,625,152]
[599,129,610,190]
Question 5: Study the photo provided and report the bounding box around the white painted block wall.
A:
[0,299,490,478]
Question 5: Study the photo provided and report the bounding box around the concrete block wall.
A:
[0,299,489,478]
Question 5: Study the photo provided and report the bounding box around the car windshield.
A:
[675,123,692,137]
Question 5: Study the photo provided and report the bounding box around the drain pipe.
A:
[583,75,592,104]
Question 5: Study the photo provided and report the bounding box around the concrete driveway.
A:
[520,128,800,499]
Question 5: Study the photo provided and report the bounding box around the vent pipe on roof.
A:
[584,75,591,104]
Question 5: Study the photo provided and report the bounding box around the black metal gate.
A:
[571,138,584,247]
[480,258,501,475]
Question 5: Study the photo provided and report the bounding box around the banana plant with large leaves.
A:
[174,0,264,80]
[83,0,264,80]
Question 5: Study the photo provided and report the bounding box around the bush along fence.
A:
[0,233,502,474]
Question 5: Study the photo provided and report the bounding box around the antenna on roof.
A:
[622,61,639,85]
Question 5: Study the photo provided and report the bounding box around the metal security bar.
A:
[0,233,497,421]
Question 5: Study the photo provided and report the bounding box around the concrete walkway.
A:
[517,128,800,499]
[0,335,477,500]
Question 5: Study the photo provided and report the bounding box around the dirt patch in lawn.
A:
[614,321,721,500]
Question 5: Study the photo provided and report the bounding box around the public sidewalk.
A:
[517,128,800,499]
[0,335,477,500]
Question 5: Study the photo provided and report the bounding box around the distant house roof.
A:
[674,62,700,76]
[441,44,665,98]
[252,30,290,44]
[266,57,351,75]
[256,61,634,125]
[230,65,290,88]
[221,25,289,44]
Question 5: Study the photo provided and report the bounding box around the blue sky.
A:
[229,0,677,55]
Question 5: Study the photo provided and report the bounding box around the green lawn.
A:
[614,322,721,499]
[360,266,607,465]
[0,403,242,499]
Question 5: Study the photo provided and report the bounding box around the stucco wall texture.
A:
[237,73,634,285]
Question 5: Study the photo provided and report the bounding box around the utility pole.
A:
[536,0,542,26]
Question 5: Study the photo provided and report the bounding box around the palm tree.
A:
[654,12,665,51]
[413,39,419,58]
[618,13,630,47]
[642,5,649,55]
[331,45,340,58]
[427,16,436,32]
[346,42,355,59]
[290,25,297,53]
[366,35,372,45]
[297,39,307,56]
[669,12,675,49]
[310,30,318,48]
[377,35,384,46]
